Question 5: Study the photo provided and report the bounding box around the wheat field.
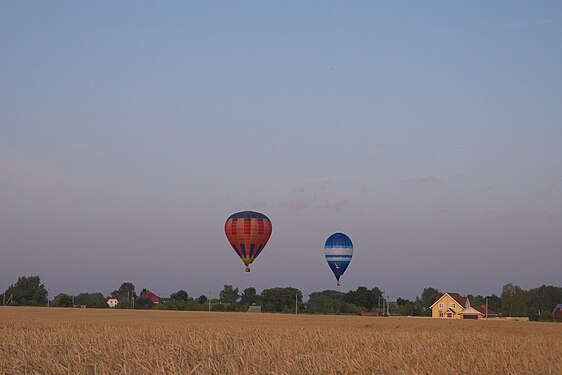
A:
[0,307,561,374]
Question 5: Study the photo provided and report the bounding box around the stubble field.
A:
[0,307,561,375]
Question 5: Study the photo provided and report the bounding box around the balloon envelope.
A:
[225,211,272,272]
[324,232,353,285]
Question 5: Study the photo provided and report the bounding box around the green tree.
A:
[161,299,201,311]
[310,294,342,314]
[420,287,441,311]
[111,282,136,301]
[483,294,501,312]
[396,302,414,316]
[467,294,485,307]
[240,287,258,306]
[539,310,553,321]
[501,283,528,317]
[211,300,225,311]
[528,285,562,314]
[219,285,239,309]
[75,293,107,308]
[116,301,128,309]
[309,290,345,303]
[196,295,208,305]
[343,287,382,310]
[135,297,154,309]
[3,275,48,306]
[261,287,302,312]
[52,293,73,307]
[170,290,189,301]
[308,290,348,314]
[393,297,424,316]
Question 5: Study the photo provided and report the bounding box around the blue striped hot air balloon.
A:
[324,232,353,286]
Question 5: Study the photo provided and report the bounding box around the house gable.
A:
[429,293,448,309]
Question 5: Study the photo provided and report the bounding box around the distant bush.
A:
[52,294,73,307]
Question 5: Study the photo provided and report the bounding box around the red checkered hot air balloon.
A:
[224,211,272,272]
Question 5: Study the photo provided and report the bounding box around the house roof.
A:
[552,304,562,315]
[458,305,498,317]
[458,307,481,315]
[472,305,497,316]
[429,292,469,309]
[140,290,161,303]
[447,293,468,307]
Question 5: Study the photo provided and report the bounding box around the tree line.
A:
[2,275,561,321]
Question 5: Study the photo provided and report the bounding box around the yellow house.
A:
[430,292,470,319]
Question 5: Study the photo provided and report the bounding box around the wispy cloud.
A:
[321,197,348,210]
[281,196,314,210]
[299,176,353,184]
[276,176,351,195]
[298,176,353,191]
[402,176,442,185]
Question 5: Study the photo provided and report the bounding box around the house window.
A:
[439,303,444,308]
[439,312,444,318]
[451,303,456,308]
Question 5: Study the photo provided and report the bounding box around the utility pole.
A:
[387,299,390,316]
[383,290,386,317]
[47,289,50,307]
[295,293,298,315]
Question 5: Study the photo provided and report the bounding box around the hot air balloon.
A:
[324,232,353,286]
[225,211,272,272]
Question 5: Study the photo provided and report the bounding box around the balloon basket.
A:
[245,267,251,272]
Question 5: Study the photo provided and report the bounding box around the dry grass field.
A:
[1,307,561,375]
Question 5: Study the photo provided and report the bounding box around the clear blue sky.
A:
[1,2,561,300]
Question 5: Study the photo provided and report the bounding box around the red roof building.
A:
[553,304,562,319]
[139,290,161,304]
